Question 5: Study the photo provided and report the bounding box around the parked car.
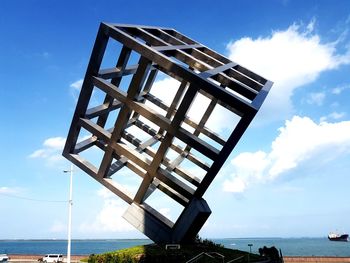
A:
[0,254,9,262]
[38,254,63,263]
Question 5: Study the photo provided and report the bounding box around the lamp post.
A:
[248,243,253,253]
[248,244,253,263]
[63,164,73,263]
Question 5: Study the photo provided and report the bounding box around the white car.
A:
[40,254,63,263]
[0,254,9,262]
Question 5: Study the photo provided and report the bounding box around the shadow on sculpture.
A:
[62,23,272,244]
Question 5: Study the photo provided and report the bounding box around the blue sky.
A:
[1,0,350,239]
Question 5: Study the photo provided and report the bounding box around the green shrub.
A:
[87,241,262,263]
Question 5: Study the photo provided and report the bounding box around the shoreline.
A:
[284,257,350,262]
[8,255,86,263]
[7,255,350,263]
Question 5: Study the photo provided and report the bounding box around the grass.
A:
[86,239,265,263]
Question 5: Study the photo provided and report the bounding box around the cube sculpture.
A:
[63,23,272,244]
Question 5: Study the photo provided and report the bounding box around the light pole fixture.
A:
[248,243,253,253]
[248,243,253,263]
[63,164,73,263]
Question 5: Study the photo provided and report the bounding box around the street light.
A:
[63,164,73,263]
[248,243,253,254]
[248,244,253,263]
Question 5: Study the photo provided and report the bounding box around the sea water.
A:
[216,238,350,256]
[0,238,349,256]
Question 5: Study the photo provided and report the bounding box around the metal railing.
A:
[226,255,245,263]
[186,251,225,263]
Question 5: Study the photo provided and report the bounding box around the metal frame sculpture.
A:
[62,23,272,244]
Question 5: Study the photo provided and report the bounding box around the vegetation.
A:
[86,238,264,263]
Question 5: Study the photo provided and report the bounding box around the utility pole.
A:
[64,164,73,263]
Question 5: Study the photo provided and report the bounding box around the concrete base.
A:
[123,202,173,244]
[172,197,211,243]
[123,198,211,244]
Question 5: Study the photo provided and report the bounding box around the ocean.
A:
[0,238,349,257]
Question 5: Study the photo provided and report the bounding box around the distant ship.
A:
[328,232,349,242]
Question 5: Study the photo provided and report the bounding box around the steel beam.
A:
[62,23,272,244]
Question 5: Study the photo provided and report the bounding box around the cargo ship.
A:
[328,232,349,242]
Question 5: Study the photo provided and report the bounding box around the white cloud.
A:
[223,177,246,193]
[29,136,66,165]
[79,189,134,233]
[146,76,239,133]
[69,79,84,102]
[332,84,350,95]
[329,111,346,119]
[226,22,350,123]
[70,79,83,90]
[97,188,114,199]
[231,151,269,179]
[28,149,47,158]
[149,77,180,106]
[50,220,66,233]
[320,111,346,122]
[223,116,350,193]
[306,92,326,106]
[143,21,350,132]
[43,137,66,150]
[306,18,316,33]
[0,186,19,194]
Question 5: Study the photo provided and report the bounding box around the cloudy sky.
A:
[1,0,350,239]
